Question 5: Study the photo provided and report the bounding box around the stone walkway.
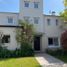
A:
[35,53,67,67]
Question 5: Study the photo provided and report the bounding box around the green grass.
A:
[0,57,41,67]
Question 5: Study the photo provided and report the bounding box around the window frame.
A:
[8,17,13,23]
[34,17,39,24]
[24,1,29,7]
[34,2,39,8]
[48,37,59,47]
[56,19,58,26]
[47,19,51,25]
[2,35,10,43]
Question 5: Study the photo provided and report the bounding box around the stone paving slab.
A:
[35,53,66,67]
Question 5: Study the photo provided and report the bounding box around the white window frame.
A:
[8,17,13,23]
[34,2,39,8]
[48,37,60,47]
[34,17,39,24]
[24,1,29,7]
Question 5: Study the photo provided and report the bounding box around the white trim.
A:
[48,37,60,48]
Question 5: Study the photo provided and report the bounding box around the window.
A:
[47,19,50,25]
[34,17,39,24]
[24,1,29,7]
[53,38,58,46]
[48,37,59,46]
[34,2,39,8]
[2,35,10,43]
[56,19,58,26]
[24,16,30,22]
[8,17,13,23]
[48,38,53,46]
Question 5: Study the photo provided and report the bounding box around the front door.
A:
[34,36,40,51]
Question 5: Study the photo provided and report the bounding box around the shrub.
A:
[46,48,64,56]
[20,43,34,57]
[61,30,67,51]
[0,43,34,58]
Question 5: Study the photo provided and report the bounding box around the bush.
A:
[0,48,10,58]
[0,43,34,58]
[46,48,64,56]
[20,43,34,57]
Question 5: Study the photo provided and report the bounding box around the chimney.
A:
[52,11,55,15]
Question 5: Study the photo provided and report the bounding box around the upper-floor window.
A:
[56,19,58,26]
[34,2,39,8]
[34,17,39,24]
[24,1,29,7]
[47,19,51,25]
[8,17,13,23]
[24,16,30,22]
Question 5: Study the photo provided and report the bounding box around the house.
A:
[0,0,64,52]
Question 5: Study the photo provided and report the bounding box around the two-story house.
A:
[0,0,63,52]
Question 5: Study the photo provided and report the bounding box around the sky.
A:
[0,0,64,15]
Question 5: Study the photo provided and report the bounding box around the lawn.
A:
[0,57,41,67]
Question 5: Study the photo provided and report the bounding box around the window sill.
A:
[48,46,60,48]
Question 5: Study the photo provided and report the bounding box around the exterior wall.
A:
[43,15,63,50]
[0,12,19,26]
[19,0,44,33]
[0,0,63,52]
[0,27,18,50]
[18,0,64,52]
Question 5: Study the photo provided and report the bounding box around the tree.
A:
[0,31,4,47]
[64,0,67,7]
[16,20,34,46]
[61,0,67,51]
[60,0,67,23]
[61,31,67,50]
[16,20,35,56]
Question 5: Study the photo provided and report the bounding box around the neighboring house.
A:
[0,0,64,52]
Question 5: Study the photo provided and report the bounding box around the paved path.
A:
[35,53,66,67]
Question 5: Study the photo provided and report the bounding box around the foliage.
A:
[60,0,67,22]
[16,20,34,44]
[60,0,67,50]
[20,43,34,57]
[46,49,67,62]
[61,30,67,51]
[0,47,34,58]
[16,20,35,56]
[46,48,63,56]
[64,0,67,7]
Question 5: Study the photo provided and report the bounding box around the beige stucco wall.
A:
[0,12,18,26]
[19,0,44,33]
[0,27,18,50]
[43,15,63,51]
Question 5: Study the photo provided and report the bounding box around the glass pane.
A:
[8,17,13,23]
[54,38,59,46]
[47,19,50,25]
[34,2,38,8]
[25,1,29,7]
[48,38,53,45]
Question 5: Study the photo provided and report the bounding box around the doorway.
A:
[34,36,41,51]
